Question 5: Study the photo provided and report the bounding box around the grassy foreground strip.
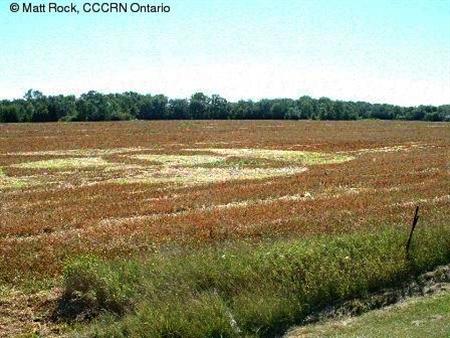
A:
[288,290,450,338]
[62,225,450,337]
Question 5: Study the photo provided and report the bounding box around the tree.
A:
[24,89,44,101]
[189,93,210,119]
[209,95,229,119]
[0,105,19,123]
[22,90,52,122]
[297,96,315,119]
[270,101,289,119]
[230,100,255,119]
[48,95,77,121]
[138,94,168,119]
[115,92,141,118]
[256,99,272,119]
[0,90,446,122]
[76,91,114,121]
[285,106,301,120]
[167,99,189,119]
[317,97,333,119]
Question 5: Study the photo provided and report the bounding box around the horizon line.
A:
[2,89,449,108]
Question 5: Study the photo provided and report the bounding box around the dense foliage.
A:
[1,89,449,122]
[62,225,450,337]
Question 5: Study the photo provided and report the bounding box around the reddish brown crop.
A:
[0,120,449,283]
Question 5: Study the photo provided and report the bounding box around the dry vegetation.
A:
[0,120,449,336]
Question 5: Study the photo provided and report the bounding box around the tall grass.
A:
[62,223,450,337]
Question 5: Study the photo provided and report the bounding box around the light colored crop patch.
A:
[187,148,354,165]
[112,166,308,186]
[12,157,109,170]
[115,148,352,187]
[340,143,433,155]
[4,148,352,189]
[393,195,450,207]
[129,154,225,167]
[0,168,33,189]
[196,157,286,169]
[3,147,152,157]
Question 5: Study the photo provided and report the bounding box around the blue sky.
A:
[1,0,449,105]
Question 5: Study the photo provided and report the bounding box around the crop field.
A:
[0,120,449,336]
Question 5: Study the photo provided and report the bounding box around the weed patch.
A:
[61,225,450,337]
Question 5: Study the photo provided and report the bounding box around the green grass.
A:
[289,290,450,337]
[60,223,450,337]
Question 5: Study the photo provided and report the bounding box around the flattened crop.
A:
[129,154,224,167]
[2,147,354,190]
[5,147,152,157]
[12,157,109,170]
[0,168,32,189]
[112,166,308,186]
[120,149,340,186]
[187,148,354,165]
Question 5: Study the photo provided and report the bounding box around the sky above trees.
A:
[1,0,449,105]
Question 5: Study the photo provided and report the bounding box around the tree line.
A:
[0,89,448,123]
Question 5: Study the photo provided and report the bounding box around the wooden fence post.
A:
[406,206,420,259]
